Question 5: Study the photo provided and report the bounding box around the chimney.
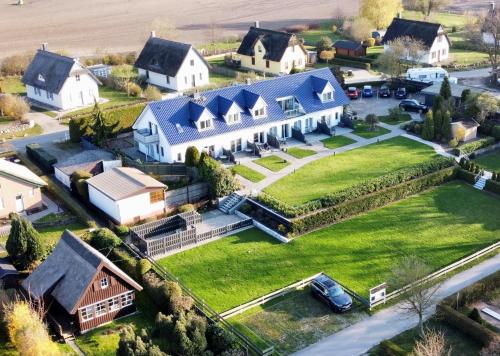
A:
[490,2,495,12]
[397,11,402,19]
[150,31,156,38]
[41,42,48,51]
[254,21,260,28]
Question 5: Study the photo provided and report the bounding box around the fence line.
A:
[369,241,500,309]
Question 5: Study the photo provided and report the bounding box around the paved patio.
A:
[197,209,246,233]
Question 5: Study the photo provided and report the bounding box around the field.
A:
[475,150,500,171]
[160,182,500,312]
[231,164,265,182]
[263,136,436,206]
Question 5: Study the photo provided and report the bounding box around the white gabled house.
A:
[132,68,349,163]
[22,45,101,110]
[134,33,210,92]
[382,18,451,65]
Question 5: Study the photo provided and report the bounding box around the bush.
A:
[69,118,84,143]
[118,325,165,356]
[0,54,33,76]
[491,125,500,140]
[7,214,44,268]
[457,168,476,184]
[115,225,130,236]
[71,169,92,202]
[0,94,29,120]
[142,272,192,315]
[468,308,483,324]
[334,54,373,64]
[88,228,121,252]
[379,340,406,356]
[452,137,495,156]
[26,143,57,173]
[127,82,142,97]
[206,324,241,355]
[199,156,239,198]
[316,36,333,53]
[143,85,162,101]
[136,258,152,277]
[485,179,500,195]
[331,25,338,33]
[442,271,499,308]
[448,138,458,148]
[178,204,195,213]
[363,37,376,47]
[331,58,371,70]
[110,246,138,279]
[185,146,200,167]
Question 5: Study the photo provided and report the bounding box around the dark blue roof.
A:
[146,68,349,145]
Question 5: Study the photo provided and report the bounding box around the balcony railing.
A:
[283,108,304,118]
[134,129,159,144]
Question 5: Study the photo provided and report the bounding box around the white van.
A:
[406,67,458,84]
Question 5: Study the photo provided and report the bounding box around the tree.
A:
[0,94,29,121]
[433,109,443,140]
[389,256,441,336]
[441,110,452,142]
[316,36,333,54]
[346,17,374,42]
[413,328,451,356]
[365,114,379,131]
[91,101,115,147]
[6,215,26,262]
[432,95,444,115]
[185,146,200,167]
[6,214,43,268]
[405,0,452,17]
[111,65,138,96]
[439,77,451,101]
[88,228,121,252]
[375,37,425,78]
[319,50,335,64]
[421,110,435,140]
[360,0,403,29]
[475,92,500,123]
[199,156,239,198]
[118,325,166,356]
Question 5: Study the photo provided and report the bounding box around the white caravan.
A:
[406,67,458,84]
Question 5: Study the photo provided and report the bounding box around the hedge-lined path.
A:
[294,253,500,356]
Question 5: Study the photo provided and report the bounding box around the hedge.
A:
[110,246,139,281]
[436,304,497,347]
[457,168,476,184]
[452,136,495,156]
[442,271,500,308]
[485,179,500,195]
[379,340,406,356]
[331,58,371,70]
[291,167,457,235]
[26,143,57,173]
[258,157,456,218]
[334,54,374,64]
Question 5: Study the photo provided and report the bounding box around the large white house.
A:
[237,24,308,75]
[134,34,210,92]
[86,167,167,225]
[382,18,450,65]
[132,68,349,163]
[22,46,101,110]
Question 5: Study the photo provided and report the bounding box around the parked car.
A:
[310,274,353,312]
[379,85,391,98]
[395,87,407,99]
[346,87,359,99]
[399,99,428,113]
[362,85,373,98]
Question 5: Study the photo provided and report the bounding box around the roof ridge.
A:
[37,49,76,63]
[114,167,148,188]
[393,17,441,27]
[250,26,293,36]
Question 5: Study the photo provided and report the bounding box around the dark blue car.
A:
[311,274,353,312]
[362,85,373,98]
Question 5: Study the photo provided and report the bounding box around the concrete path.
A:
[294,253,500,356]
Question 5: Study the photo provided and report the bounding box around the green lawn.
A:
[299,21,346,45]
[0,76,25,95]
[286,147,316,159]
[402,10,468,29]
[321,135,357,149]
[160,182,500,312]
[253,155,290,172]
[264,136,436,206]
[474,150,500,172]
[231,164,266,182]
[378,113,412,125]
[352,122,391,139]
[449,49,489,66]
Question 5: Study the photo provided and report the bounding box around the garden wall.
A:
[164,182,209,207]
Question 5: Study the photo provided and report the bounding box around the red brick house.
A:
[22,230,143,335]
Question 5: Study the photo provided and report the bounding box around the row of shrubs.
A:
[331,58,371,70]
[258,157,456,218]
[334,54,374,64]
[290,167,457,235]
[26,143,57,174]
[452,136,496,156]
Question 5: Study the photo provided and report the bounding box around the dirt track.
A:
[0,0,359,58]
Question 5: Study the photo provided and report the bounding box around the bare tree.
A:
[413,328,452,356]
[206,19,222,45]
[346,17,375,42]
[388,256,441,337]
[375,36,425,78]
[404,0,452,17]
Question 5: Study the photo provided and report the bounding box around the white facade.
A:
[138,48,210,92]
[133,105,343,164]
[88,185,166,225]
[26,63,100,110]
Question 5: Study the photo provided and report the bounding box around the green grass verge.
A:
[264,136,436,206]
[159,182,500,312]
[449,49,489,66]
[474,150,500,172]
[321,135,357,149]
[352,122,390,139]
[231,164,266,183]
[285,147,316,159]
[378,114,412,125]
[0,76,25,95]
[402,10,468,29]
[253,155,290,172]
[299,21,347,45]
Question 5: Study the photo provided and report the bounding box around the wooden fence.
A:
[369,241,500,309]
[121,155,190,177]
[164,182,209,207]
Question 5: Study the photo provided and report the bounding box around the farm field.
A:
[263,136,437,206]
[160,182,500,312]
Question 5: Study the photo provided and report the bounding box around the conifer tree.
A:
[441,110,452,142]
[433,110,443,140]
[439,77,452,101]
[421,110,435,141]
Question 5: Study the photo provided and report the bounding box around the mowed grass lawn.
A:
[474,150,500,172]
[231,164,265,182]
[286,147,316,159]
[254,155,290,172]
[352,122,390,139]
[321,135,356,149]
[160,182,500,312]
[264,136,437,206]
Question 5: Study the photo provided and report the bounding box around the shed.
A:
[451,119,480,142]
[334,40,367,57]
[421,82,488,107]
[0,257,19,288]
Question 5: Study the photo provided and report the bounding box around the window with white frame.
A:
[81,306,93,320]
[190,59,195,66]
[199,119,212,130]
[121,292,133,307]
[46,91,53,100]
[322,91,333,102]
[34,87,41,96]
[108,297,120,311]
[76,74,80,81]
[95,302,106,316]
[226,113,241,124]
[177,153,182,161]
[253,107,266,118]
[100,277,109,289]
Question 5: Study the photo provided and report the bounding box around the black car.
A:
[395,87,407,99]
[311,274,352,312]
[379,85,391,98]
[399,99,428,113]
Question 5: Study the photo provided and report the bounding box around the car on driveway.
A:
[395,87,407,99]
[311,274,353,312]
[399,99,428,113]
[346,87,359,99]
[362,85,373,98]
[379,85,391,98]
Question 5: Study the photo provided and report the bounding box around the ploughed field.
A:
[159,182,500,312]
[263,136,438,206]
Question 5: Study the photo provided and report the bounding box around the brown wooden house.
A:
[333,40,367,57]
[22,230,143,335]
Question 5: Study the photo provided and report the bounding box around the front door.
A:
[281,124,289,138]
[15,194,24,213]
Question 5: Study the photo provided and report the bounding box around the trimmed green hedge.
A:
[26,143,57,173]
[258,157,456,218]
[452,137,495,156]
[379,340,406,356]
[331,58,371,70]
[291,167,457,235]
[485,179,500,195]
[442,271,500,308]
[457,168,476,184]
[334,54,374,64]
[437,304,497,347]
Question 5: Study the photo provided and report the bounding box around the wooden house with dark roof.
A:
[22,230,143,335]
[382,18,450,64]
[237,23,307,75]
[333,40,367,58]
[135,32,210,92]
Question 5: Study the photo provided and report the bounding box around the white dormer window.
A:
[100,277,109,289]
[253,107,266,118]
[199,119,212,130]
[322,91,333,102]
[258,45,262,53]
[226,113,241,124]
[38,74,45,82]
[75,74,81,81]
